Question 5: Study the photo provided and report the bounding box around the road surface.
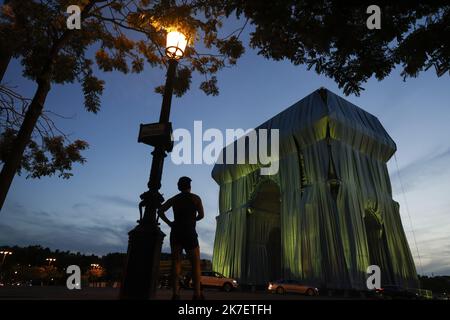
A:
[0,286,360,300]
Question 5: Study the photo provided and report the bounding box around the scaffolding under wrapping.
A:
[211,88,418,290]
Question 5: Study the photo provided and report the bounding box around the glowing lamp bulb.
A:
[165,31,188,59]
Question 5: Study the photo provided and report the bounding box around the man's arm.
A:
[195,196,205,221]
[138,200,145,220]
[157,197,174,227]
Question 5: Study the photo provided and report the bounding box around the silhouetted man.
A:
[157,176,204,300]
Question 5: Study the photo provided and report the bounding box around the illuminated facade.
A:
[211,88,418,289]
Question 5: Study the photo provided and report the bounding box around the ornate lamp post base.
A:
[120,222,165,299]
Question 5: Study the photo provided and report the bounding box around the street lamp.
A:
[1,250,12,266]
[165,31,188,59]
[120,30,188,300]
[0,251,12,282]
[46,258,56,266]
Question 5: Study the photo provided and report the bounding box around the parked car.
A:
[434,292,449,300]
[375,285,420,299]
[268,279,319,296]
[189,271,238,292]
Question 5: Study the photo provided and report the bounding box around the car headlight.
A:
[232,280,237,284]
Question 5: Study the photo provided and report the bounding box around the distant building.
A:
[159,259,212,275]
[211,88,418,290]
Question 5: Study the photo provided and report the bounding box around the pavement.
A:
[0,286,356,300]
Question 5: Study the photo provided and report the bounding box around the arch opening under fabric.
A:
[364,207,395,286]
[245,179,282,285]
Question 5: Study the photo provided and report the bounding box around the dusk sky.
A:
[1,20,449,276]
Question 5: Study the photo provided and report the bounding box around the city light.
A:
[1,251,13,265]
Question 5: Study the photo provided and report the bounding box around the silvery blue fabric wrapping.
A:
[211,88,418,289]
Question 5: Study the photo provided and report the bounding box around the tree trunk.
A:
[0,79,50,210]
[0,0,98,211]
[0,49,12,82]
[0,0,13,82]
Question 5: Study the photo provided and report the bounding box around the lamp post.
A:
[46,258,56,266]
[120,31,188,300]
[0,251,12,283]
[0,250,12,266]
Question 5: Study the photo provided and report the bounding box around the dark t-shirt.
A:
[160,191,203,235]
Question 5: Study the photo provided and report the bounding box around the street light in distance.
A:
[1,250,12,266]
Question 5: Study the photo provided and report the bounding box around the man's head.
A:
[177,176,192,192]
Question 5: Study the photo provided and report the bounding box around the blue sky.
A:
[1,22,450,276]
